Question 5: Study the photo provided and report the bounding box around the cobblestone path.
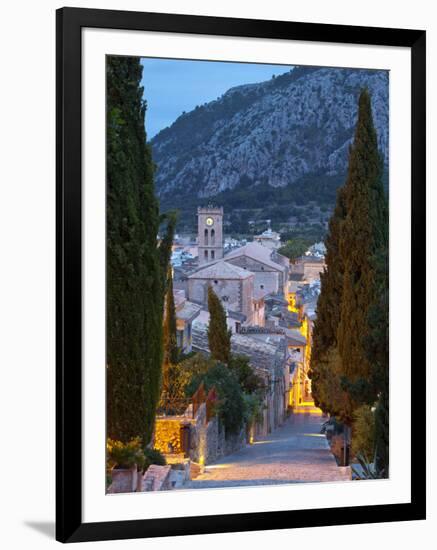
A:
[185,413,350,488]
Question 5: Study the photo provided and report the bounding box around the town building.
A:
[308,241,327,256]
[254,228,281,250]
[197,205,224,265]
[187,260,257,325]
[173,289,201,354]
[290,254,326,283]
[224,241,289,299]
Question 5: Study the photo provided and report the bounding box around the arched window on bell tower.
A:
[211,228,215,245]
[204,228,209,245]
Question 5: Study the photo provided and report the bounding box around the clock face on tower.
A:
[206,217,214,226]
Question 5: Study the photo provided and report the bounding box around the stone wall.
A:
[188,402,247,465]
[154,418,187,455]
[108,465,138,494]
[221,426,247,456]
[141,465,172,491]
[189,402,219,464]
[303,263,325,282]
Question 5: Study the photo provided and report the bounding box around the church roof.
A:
[224,241,287,272]
[188,260,253,280]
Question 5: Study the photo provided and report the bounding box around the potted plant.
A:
[106,437,145,493]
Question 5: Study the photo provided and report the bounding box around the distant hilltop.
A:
[151,66,388,207]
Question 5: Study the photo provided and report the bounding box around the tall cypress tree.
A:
[310,185,351,418]
[314,186,347,355]
[311,89,388,430]
[162,267,179,394]
[366,243,389,475]
[106,57,174,445]
[337,89,388,418]
[207,286,232,364]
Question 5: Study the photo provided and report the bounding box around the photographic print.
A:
[56,8,426,542]
[105,56,389,493]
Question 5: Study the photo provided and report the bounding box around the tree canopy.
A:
[278,238,310,262]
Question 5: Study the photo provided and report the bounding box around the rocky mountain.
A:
[151,66,388,214]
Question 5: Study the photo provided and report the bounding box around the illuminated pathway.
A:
[185,413,350,488]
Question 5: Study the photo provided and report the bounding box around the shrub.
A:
[229,355,265,395]
[351,405,375,459]
[163,353,216,401]
[106,437,145,470]
[186,362,245,435]
[278,238,311,262]
[143,448,167,472]
[243,393,265,427]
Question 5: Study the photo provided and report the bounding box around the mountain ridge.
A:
[150,66,388,235]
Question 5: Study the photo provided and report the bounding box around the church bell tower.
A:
[197,205,224,265]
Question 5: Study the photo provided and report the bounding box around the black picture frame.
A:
[56,6,426,543]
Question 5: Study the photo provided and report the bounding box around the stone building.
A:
[187,260,256,324]
[224,241,289,299]
[254,228,281,250]
[197,206,224,265]
[290,255,326,283]
[173,289,201,354]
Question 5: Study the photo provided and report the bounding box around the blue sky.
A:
[140,58,294,139]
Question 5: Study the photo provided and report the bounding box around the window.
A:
[214,280,218,284]
[260,284,264,289]
[211,228,215,245]
[204,250,208,259]
[211,250,215,260]
[204,228,209,245]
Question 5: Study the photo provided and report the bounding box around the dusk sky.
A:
[140,58,294,139]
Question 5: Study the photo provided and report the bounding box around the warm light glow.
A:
[299,316,309,339]
[205,463,233,470]
[249,425,255,444]
[292,407,323,415]
[287,292,299,314]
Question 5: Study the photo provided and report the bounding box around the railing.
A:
[239,326,285,335]
[192,382,206,417]
[156,396,192,417]
[157,382,218,422]
[206,387,218,422]
[192,382,218,422]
